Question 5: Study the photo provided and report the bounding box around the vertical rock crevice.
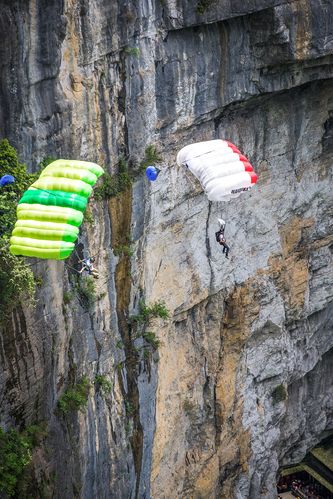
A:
[0,1,332,497]
[108,189,144,497]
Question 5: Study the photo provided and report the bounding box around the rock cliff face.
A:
[0,0,332,497]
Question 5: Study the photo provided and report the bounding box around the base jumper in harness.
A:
[215,219,230,259]
[78,257,99,279]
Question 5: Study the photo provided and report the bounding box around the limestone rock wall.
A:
[0,0,332,498]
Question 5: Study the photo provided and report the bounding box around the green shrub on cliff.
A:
[94,157,131,200]
[124,46,140,57]
[0,139,42,321]
[271,384,287,404]
[57,377,91,414]
[113,243,134,257]
[128,299,169,358]
[142,331,160,350]
[129,299,169,324]
[94,374,112,394]
[0,427,32,496]
[74,276,96,310]
[0,239,36,319]
[139,145,162,172]
[196,0,212,14]
[0,423,47,496]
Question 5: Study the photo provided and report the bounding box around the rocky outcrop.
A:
[0,0,332,498]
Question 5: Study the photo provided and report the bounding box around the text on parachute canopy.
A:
[231,186,252,194]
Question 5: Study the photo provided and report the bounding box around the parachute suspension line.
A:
[74,247,83,262]
[217,209,226,232]
[65,263,81,274]
[206,200,213,261]
[30,187,61,199]
[181,148,220,162]
[74,245,101,265]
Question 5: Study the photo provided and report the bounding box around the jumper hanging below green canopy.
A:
[9,159,104,260]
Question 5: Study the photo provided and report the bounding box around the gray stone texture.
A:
[0,0,332,498]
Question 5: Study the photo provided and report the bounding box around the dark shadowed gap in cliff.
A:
[1,306,35,425]
[98,73,111,167]
[108,188,143,498]
[78,0,94,64]
[118,53,129,158]
[278,431,333,496]
[213,283,257,495]
[2,0,67,161]
[214,76,333,119]
[322,109,333,155]
[205,201,214,292]
[0,4,25,147]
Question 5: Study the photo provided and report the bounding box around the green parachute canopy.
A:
[9,159,104,260]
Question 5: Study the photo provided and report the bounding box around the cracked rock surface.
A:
[0,0,332,497]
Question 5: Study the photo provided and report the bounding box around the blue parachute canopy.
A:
[146,166,160,182]
[0,174,15,187]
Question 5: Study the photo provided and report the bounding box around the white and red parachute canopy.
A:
[176,139,258,202]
